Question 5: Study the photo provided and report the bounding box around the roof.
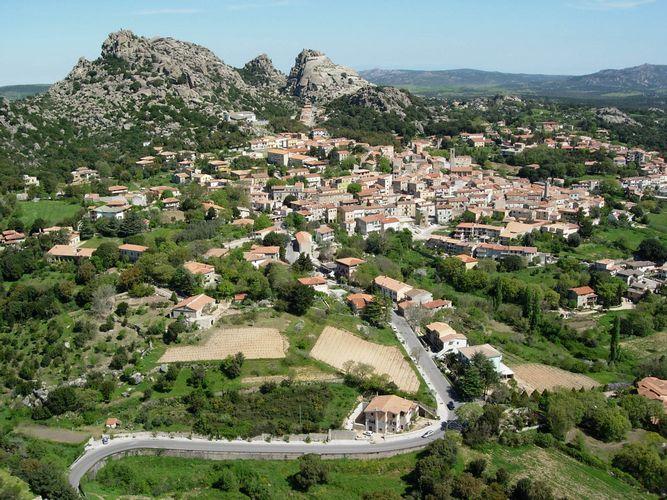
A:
[458,344,502,360]
[298,276,326,286]
[203,247,228,258]
[315,225,334,234]
[183,261,216,275]
[173,294,215,312]
[455,254,478,264]
[637,377,667,409]
[569,286,596,296]
[363,395,416,415]
[119,243,148,252]
[295,231,312,244]
[374,275,412,294]
[336,257,365,267]
[422,299,452,310]
[47,245,94,258]
[426,322,459,339]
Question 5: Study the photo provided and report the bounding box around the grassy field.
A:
[81,441,649,499]
[17,200,81,226]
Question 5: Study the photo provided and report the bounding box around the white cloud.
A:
[570,0,655,10]
[133,8,202,15]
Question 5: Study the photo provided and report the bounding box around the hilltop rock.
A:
[286,49,370,102]
[596,107,640,126]
[346,86,414,117]
[43,30,290,135]
[241,53,287,89]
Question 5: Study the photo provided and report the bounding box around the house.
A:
[405,288,433,305]
[374,275,413,302]
[294,231,314,258]
[107,185,128,195]
[347,293,373,313]
[161,197,180,210]
[315,225,335,243]
[46,245,94,262]
[42,226,80,246]
[363,395,418,434]
[335,257,366,279]
[297,276,327,292]
[119,243,148,262]
[422,299,453,313]
[91,205,128,221]
[568,286,598,308]
[243,245,281,268]
[183,261,219,287]
[71,167,99,184]
[105,418,120,429]
[455,254,478,270]
[425,322,467,354]
[170,294,217,328]
[458,344,514,379]
[203,247,229,259]
[0,229,26,246]
[637,377,667,411]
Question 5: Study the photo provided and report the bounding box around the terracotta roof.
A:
[569,286,596,296]
[173,294,215,312]
[637,377,667,410]
[336,257,365,266]
[458,344,502,360]
[423,299,452,310]
[119,243,148,252]
[298,276,326,286]
[47,245,94,258]
[374,275,412,294]
[183,261,215,275]
[363,395,416,415]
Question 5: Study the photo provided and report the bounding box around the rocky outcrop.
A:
[286,49,370,102]
[241,54,286,89]
[42,30,290,134]
[346,86,414,117]
[596,107,640,126]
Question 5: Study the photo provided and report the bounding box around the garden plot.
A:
[310,326,419,393]
[512,363,600,394]
[159,327,287,362]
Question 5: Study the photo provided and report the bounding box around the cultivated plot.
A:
[310,326,419,393]
[159,327,287,362]
[511,363,600,394]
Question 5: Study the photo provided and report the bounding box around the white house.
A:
[458,344,514,379]
[170,294,217,328]
[363,395,418,434]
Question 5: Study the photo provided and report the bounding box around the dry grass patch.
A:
[511,363,600,394]
[310,326,419,393]
[15,424,90,444]
[159,327,287,363]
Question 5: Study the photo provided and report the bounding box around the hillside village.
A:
[0,29,666,500]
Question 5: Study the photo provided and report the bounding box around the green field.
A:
[81,442,649,499]
[17,200,81,226]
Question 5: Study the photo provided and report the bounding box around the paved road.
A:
[69,303,457,491]
[69,430,445,490]
[390,311,455,417]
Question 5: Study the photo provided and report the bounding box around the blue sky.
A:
[0,0,665,85]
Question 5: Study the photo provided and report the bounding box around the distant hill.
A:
[360,64,667,103]
[0,84,50,100]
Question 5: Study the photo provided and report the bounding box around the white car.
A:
[421,429,435,438]
[362,430,373,437]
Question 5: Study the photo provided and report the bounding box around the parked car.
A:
[447,401,456,410]
[101,435,109,445]
[421,429,435,438]
[362,430,373,437]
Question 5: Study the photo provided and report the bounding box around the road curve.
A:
[69,431,445,490]
[70,312,455,491]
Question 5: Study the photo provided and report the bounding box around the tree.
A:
[92,284,116,318]
[253,213,272,231]
[612,443,666,493]
[45,386,79,415]
[618,394,664,429]
[79,219,95,240]
[164,318,185,344]
[453,472,485,499]
[212,468,239,492]
[579,218,594,239]
[461,210,476,223]
[637,238,667,263]
[118,211,145,237]
[290,454,329,491]
[279,282,314,316]
[583,404,631,442]
[347,182,362,194]
[608,316,621,364]
[18,459,78,500]
[171,267,199,296]
[457,366,485,401]
[292,253,313,273]
[362,295,390,327]
[92,241,119,270]
[220,352,245,379]
[465,458,487,478]
[510,478,555,500]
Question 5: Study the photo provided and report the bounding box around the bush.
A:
[212,468,239,492]
[290,454,329,491]
[612,443,667,494]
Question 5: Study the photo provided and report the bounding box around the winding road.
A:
[69,310,456,491]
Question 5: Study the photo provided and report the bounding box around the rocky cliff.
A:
[286,49,370,102]
[240,54,287,90]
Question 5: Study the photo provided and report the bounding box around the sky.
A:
[0,0,665,85]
